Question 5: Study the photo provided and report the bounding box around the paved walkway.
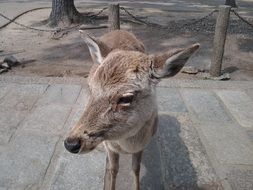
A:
[0,76,253,190]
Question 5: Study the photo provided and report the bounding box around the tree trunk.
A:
[49,0,82,26]
[225,0,237,8]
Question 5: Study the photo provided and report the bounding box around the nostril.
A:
[64,138,81,154]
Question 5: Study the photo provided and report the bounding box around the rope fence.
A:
[120,6,219,30]
[0,7,51,30]
[0,7,109,32]
[232,9,253,29]
[0,12,60,32]
[0,5,252,33]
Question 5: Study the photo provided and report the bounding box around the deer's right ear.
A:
[79,30,105,65]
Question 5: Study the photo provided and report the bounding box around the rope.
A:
[0,7,51,30]
[89,7,108,19]
[120,7,218,30]
[0,7,108,32]
[0,12,63,32]
[1,5,252,34]
[120,7,155,26]
[232,10,253,29]
[180,9,218,28]
[120,7,253,33]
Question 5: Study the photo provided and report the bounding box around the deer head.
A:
[64,31,199,154]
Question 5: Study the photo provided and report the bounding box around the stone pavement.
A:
[0,76,253,190]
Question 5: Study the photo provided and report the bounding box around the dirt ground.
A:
[0,0,253,80]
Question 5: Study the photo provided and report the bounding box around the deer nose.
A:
[64,138,81,154]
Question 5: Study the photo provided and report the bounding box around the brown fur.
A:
[65,30,199,190]
[99,30,145,53]
[88,30,146,79]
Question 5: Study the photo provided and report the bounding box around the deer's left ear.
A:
[149,43,200,79]
[79,30,110,65]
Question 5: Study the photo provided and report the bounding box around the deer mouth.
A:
[80,131,107,153]
[78,141,98,154]
[64,128,107,154]
[64,137,100,154]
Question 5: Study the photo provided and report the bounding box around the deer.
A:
[64,30,199,190]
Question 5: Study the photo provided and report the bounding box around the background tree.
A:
[49,0,83,26]
[225,0,237,8]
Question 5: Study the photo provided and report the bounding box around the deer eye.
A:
[117,93,134,105]
[118,96,133,104]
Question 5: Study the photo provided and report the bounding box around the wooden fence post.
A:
[108,3,120,31]
[210,5,231,77]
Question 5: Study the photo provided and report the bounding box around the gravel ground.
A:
[0,0,253,80]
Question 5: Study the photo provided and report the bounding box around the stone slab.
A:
[64,89,88,132]
[0,106,27,144]
[199,123,253,165]
[1,77,253,190]
[225,165,253,190]
[1,76,253,90]
[246,130,253,143]
[49,149,106,190]
[157,114,219,189]
[75,88,89,106]
[0,84,12,100]
[158,79,253,90]
[181,89,232,123]
[157,87,188,113]
[0,84,48,110]
[35,84,81,106]
[0,131,58,190]
[20,104,72,134]
[216,90,253,128]
[246,89,253,100]
[140,135,164,190]
[116,135,164,190]
[116,154,135,190]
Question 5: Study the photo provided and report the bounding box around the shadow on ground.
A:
[141,115,200,190]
